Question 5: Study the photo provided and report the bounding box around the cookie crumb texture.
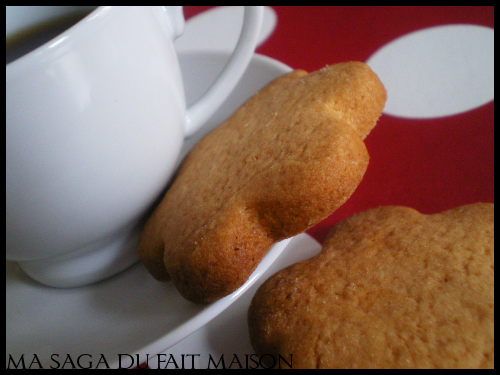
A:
[137,62,386,303]
[248,203,494,369]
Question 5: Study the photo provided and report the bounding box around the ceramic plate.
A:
[148,233,322,370]
[5,51,293,369]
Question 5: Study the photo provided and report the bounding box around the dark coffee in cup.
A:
[6,10,91,64]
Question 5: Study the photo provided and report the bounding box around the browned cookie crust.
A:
[137,62,386,303]
[248,203,494,368]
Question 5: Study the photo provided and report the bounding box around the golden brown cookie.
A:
[137,62,386,303]
[248,203,494,369]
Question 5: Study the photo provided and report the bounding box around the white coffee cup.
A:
[6,6,263,287]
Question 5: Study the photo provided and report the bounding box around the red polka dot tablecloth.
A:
[185,6,494,243]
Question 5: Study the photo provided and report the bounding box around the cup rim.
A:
[6,6,102,69]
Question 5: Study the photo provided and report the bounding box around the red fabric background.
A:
[183,6,494,243]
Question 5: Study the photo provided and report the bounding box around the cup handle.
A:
[183,6,263,137]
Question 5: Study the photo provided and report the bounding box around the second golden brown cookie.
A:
[248,203,494,368]
[137,62,386,303]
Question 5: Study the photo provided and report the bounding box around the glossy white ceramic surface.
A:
[174,6,277,53]
[6,6,263,287]
[6,51,293,369]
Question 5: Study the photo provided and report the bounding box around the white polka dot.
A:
[367,24,494,119]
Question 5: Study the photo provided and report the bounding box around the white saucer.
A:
[148,233,321,370]
[6,51,293,369]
